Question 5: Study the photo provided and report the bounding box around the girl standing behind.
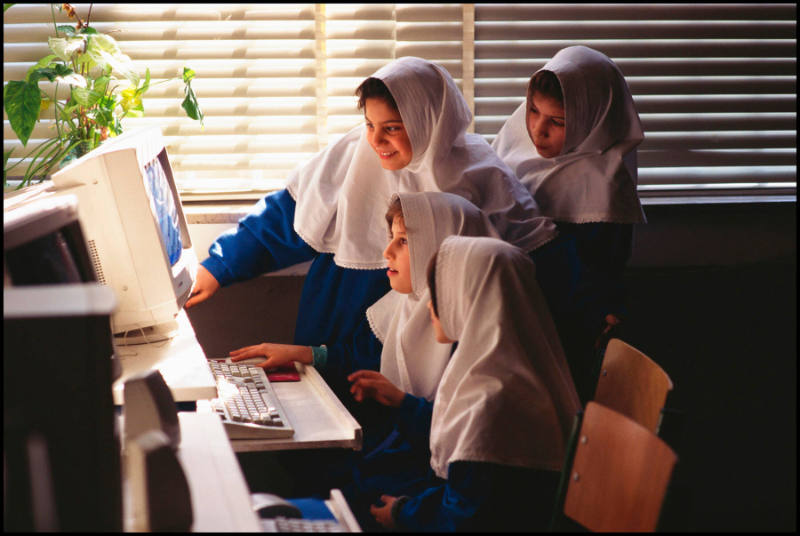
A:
[492,45,646,403]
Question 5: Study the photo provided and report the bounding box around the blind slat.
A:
[475,3,796,21]
[476,21,796,40]
[475,96,798,116]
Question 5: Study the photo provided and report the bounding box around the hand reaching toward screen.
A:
[184,265,220,309]
[229,343,313,369]
[347,370,405,408]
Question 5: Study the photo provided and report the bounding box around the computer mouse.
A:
[250,492,302,519]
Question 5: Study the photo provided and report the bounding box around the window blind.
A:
[474,3,797,202]
[4,3,796,202]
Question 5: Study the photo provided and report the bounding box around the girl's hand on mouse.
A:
[347,370,405,407]
[229,343,312,369]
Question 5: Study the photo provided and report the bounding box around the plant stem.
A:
[50,3,59,36]
[53,81,63,140]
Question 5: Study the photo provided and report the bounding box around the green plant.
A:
[3,3,204,189]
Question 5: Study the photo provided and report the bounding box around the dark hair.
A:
[356,77,399,112]
[528,70,563,104]
[384,196,404,238]
[426,251,439,317]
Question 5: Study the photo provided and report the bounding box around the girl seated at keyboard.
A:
[329,191,502,530]
[357,236,580,532]
[491,45,647,403]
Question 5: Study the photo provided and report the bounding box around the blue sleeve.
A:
[393,394,434,450]
[531,222,632,335]
[201,189,317,286]
[321,314,383,387]
[531,222,633,404]
[570,222,632,325]
[394,461,553,532]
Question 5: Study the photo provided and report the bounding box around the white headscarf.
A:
[492,46,646,224]
[368,191,500,401]
[428,236,581,478]
[286,56,556,270]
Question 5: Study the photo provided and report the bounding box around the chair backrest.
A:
[593,338,673,433]
[561,402,678,532]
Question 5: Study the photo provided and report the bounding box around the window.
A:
[4,3,796,202]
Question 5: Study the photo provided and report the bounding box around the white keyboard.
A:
[207,360,295,439]
[260,518,345,532]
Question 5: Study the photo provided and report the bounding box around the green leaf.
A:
[93,75,111,95]
[25,54,58,81]
[182,67,196,84]
[3,80,41,146]
[29,67,58,84]
[56,24,76,36]
[71,86,102,107]
[53,63,73,77]
[136,67,151,96]
[181,84,204,124]
[79,27,98,35]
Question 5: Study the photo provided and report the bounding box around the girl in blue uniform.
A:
[187,56,555,406]
[359,236,580,531]
[340,191,540,531]
[492,45,647,403]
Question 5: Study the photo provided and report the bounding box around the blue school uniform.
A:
[530,220,633,403]
[339,394,560,532]
[393,461,560,532]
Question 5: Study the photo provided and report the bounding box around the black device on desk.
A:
[123,370,193,530]
[124,369,181,448]
[4,284,122,531]
[4,195,123,531]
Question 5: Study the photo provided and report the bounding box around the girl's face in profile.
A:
[364,97,413,170]
[427,300,454,344]
[383,215,412,293]
[526,91,566,159]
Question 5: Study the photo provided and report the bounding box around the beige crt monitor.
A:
[50,126,197,345]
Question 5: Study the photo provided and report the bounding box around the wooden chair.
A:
[593,338,673,434]
[551,402,678,532]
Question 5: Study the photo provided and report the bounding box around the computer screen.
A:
[48,126,198,345]
[4,194,96,286]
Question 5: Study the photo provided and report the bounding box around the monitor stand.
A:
[114,320,180,346]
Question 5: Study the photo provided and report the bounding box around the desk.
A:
[123,412,261,532]
[112,310,216,405]
[114,309,362,452]
[198,361,363,452]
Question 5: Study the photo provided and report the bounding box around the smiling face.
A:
[526,91,566,159]
[382,215,412,293]
[427,299,454,343]
[364,97,413,170]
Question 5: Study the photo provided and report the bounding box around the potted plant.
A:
[3,3,204,191]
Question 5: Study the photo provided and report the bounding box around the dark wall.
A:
[186,201,796,531]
